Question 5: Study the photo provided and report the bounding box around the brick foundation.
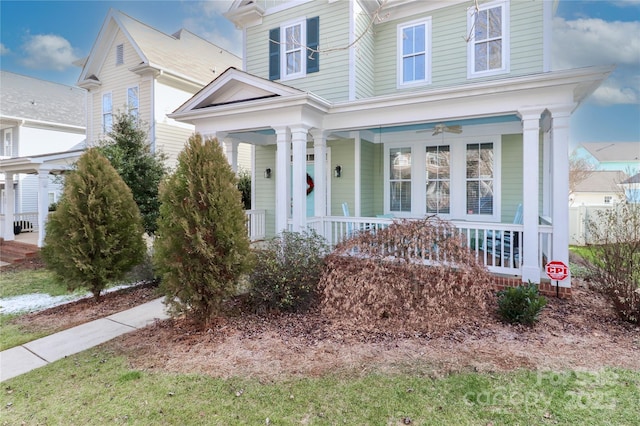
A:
[491,275,572,298]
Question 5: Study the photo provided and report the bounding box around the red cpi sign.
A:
[546,260,569,281]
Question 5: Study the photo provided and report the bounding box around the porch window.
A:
[398,18,431,87]
[390,148,412,212]
[467,0,509,77]
[102,92,112,133]
[426,146,450,214]
[466,143,494,215]
[127,86,139,119]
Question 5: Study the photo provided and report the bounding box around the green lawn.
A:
[0,268,71,299]
[1,348,638,425]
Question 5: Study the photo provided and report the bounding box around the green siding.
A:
[246,1,351,102]
[501,134,523,223]
[354,1,375,99]
[374,0,545,96]
[254,145,277,238]
[328,139,355,216]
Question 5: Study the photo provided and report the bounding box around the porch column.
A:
[223,138,240,173]
[273,126,291,234]
[291,125,310,232]
[351,131,361,217]
[550,105,574,287]
[519,108,544,284]
[37,170,50,247]
[3,173,15,241]
[310,129,327,217]
[541,113,552,218]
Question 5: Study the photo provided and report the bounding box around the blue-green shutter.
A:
[269,27,280,80]
[306,16,319,74]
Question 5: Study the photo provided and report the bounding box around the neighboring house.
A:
[170,0,611,292]
[576,142,640,173]
[570,170,628,207]
[620,173,640,204]
[75,9,246,170]
[0,71,86,245]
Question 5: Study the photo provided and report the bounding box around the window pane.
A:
[403,57,414,82]
[475,10,488,40]
[415,54,425,80]
[488,40,502,69]
[390,181,411,212]
[475,42,487,72]
[467,181,479,214]
[286,51,301,74]
[285,25,300,50]
[390,148,411,179]
[467,145,479,178]
[414,24,425,52]
[489,7,502,38]
[102,93,112,112]
[466,143,493,215]
[479,181,493,214]
[403,27,413,54]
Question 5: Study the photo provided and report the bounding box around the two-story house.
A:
[76,9,245,169]
[0,71,86,246]
[170,0,612,293]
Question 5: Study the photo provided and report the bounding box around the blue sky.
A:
[1,0,639,147]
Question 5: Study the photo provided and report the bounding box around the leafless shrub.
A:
[584,203,640,324]
[319,217,493,334]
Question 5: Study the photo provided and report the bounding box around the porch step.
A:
[0,239,39,266]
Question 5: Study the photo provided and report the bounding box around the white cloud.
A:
[20,34,79,71]
[553,18,640,69]
[199,0,234,16]
[553,17,640,106]
[0,43,9,55]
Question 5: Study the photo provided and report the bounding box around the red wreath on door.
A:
[306,173,314,195]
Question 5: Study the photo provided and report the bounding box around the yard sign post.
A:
[545,260,569,297]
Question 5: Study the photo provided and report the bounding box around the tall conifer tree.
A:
[42,148,145,300]
[154,134,252,324]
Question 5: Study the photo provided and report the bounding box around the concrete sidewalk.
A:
[0,298,169,382]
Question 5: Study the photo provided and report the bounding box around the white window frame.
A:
[127,85,139,119]
[467,0,510,79]
[3,128,13,157]
[102,92,113,133]
[397,18,432,88]
[280,18,306,81]
[384,133,501,221]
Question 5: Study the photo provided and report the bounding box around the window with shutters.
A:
[116,44,124,65]
[269,16,319,81]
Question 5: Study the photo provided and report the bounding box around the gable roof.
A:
[0,71,85,129]
[574,170,628,193]
[621,173,640,185]
[77,9,241,89]
[580,142,640,163]
[173,67,304,113]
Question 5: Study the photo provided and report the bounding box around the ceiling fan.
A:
[417,123,463,136]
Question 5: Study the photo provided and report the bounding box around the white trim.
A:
[397,17,432,88]
[280,17,307,81]
[263,0,313,16]
[467,0,510,79]
[242,28,248,71]
[353,131,361,216]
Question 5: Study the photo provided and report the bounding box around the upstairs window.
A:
[102,92,113,133]
[127,86,139,119]
[269,16,319,81]
[398,18,431,87]
[468,0,509,78]
[116,44,124,65]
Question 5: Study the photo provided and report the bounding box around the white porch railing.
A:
[245,209,266,242]
[0,212,38,234]
[306,216,553,278]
